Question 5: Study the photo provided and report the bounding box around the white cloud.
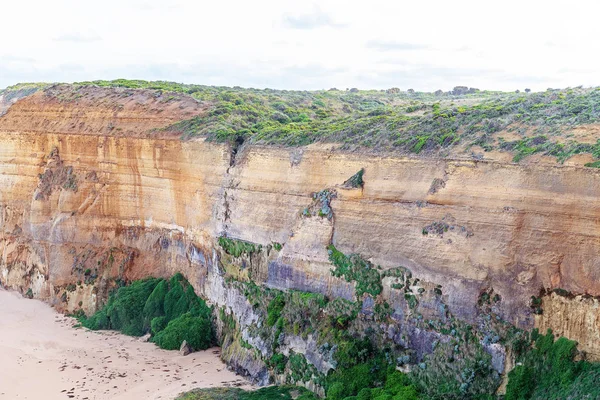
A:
[54,32,102,43]
[283,6,346,29]
[366,40,429,51]
[1,0,600,91]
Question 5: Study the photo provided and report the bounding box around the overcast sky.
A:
[2,0,599,91]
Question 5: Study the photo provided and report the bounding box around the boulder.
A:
[180,340,191,356]
[138,333,151,342]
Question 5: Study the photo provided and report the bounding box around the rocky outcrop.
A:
[1,87,600,386]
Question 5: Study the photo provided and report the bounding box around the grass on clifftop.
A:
[79,273,214,351]
[7,79,600,163]
[64,80,600,164]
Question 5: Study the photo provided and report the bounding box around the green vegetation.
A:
[218,260,600,400]
[56,80,600,164]
[80,273,214,351]
[218,237,259,257]
[302,189,337,220]
[584,160,600,168]
[176,386,317,400]
[8,80,600,163]
[220,274,433,399]
[0,82,48,103]
[179,370,420,400]
[343,169,365,188]
[328,244,382,298]
[327,364,420,400]
[505,329,600,400]
[267,294,286,327]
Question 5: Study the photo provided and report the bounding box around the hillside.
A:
[3,81,600,165]
[1,81,600,399]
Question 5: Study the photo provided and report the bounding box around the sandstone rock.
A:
[180,340,191,356]
[138,333,151,342]
[1,86,600,366]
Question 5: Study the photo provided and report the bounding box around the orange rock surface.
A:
[1,86,599,359]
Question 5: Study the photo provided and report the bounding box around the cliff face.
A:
[1,86,600,385]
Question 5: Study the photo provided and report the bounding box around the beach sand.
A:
[0,288,253,400]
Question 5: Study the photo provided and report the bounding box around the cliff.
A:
[1,83,600,393]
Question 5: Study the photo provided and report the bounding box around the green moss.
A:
[267,353,288,374]
[218,237,258,257]
[327,245,382,298]
[327,365,421,400]
[153,312,212,351]
[79,273,213,351]
[267,294,286,327]
[404,294,418,309]
[530,295,544,315]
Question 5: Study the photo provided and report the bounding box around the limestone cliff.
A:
[1,85,599,390]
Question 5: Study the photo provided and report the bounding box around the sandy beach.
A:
[0,288,253,400]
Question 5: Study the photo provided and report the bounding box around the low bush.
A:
[153,312,212,350]
[176,385,317,400]
[505,329,600,400]
[80,273,214,351]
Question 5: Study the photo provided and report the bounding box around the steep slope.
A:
[1,82,599,395]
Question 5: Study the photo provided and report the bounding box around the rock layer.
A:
[1,89,600,371]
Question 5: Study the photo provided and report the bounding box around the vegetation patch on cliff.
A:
[219,237,260,258]
[342,169,365,189]
[80,273,214,351]
[302,189,337,220]
[327,245,382,298]
[177,386,316,400]
[505,329,600,400]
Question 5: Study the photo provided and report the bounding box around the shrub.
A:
[505,329,600,399]
[218,237,257,257]
[151,316,168,334]
[80,274,213,352]
[153,312,212,351]
[327,245,383,298]
[267,294,286,327]
[327,382,346,400]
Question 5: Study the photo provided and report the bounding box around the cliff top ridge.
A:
[2,80,600,166]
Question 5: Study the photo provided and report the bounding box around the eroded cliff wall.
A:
[1,87,600,388]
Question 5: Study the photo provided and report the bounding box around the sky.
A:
[2,0,600,92]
